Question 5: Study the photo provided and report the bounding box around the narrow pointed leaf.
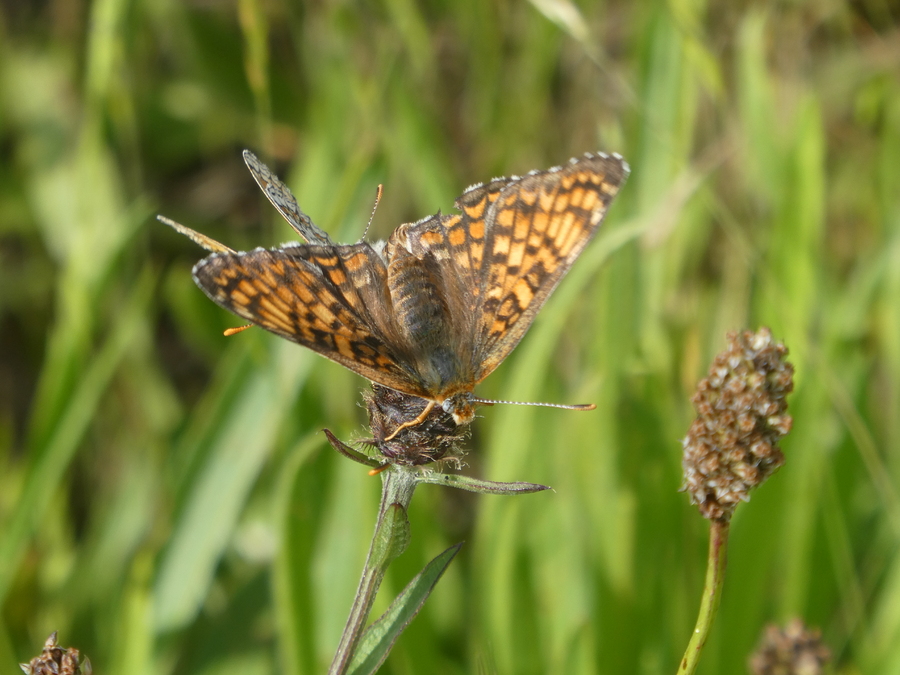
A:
[419,472,551,495]
[347,543,463,675]
[323,429,382,468]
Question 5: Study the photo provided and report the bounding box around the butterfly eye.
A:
[441,400,455,413]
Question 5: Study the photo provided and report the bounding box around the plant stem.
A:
[328,465,419,675]
[677,518,730,675]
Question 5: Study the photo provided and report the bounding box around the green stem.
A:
[328,465,419,675]
[677,518,730,675]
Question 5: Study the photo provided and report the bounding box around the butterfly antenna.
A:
[471,397,596,411]
[224,324,254,336]
[360,184,383,241]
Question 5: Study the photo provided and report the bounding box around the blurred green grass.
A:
[1,0,898,673]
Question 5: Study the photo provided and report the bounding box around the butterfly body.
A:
[385,225,471,393]
[191,152,629,428]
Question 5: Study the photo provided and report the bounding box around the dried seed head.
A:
[748,619,831,675]
[363,385,468,466]
[20,633,91,675]
[682,328,794,521]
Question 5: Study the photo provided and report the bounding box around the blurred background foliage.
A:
[1,0,898,673]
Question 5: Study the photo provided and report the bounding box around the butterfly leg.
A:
[382,399,437,442]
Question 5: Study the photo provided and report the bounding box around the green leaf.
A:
[347,543,463,675]
[0,270,153,606]
[419,472,550,495]
[323,429,382,468]
[152,339,312,633]
[371,503,411,569]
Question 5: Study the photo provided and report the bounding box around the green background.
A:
[2,0,898,673]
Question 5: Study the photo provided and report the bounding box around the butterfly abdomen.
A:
[388,251,449,345]
[387,248,466,390]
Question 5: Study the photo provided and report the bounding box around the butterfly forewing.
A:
[471,153,628,381]
[448,177,509,282]
[192,246,426,395]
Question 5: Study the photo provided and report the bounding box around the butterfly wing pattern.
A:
[190,151,629,428]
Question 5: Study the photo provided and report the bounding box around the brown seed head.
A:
[363,385,468,466]
[20,633,92,675]
[748,619,831,675]
[682,328,794,521]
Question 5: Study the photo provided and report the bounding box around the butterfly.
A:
[162,151,629,437]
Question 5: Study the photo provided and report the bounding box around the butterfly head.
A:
[441,392,477,425]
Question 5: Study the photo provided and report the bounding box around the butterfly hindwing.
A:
[243,150,333,246]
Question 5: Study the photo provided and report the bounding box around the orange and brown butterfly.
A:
[160,151,629,435]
